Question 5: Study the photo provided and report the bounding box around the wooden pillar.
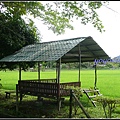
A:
[57,59,61,111]
[19,63,21,81]
[16,63,21,113]
[78,43,81,87]
[56,62,58,82]
[57,59,61,93]
[94,64,97,89]
[16,84,19,113]
[37,62,41,100]
[18,63,23,103]
[38,62,40,81]
[69,89,73,118]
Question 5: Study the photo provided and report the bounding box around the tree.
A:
[0,2,42,70]
[0,15,40,58]
[0,16,40,70]
[0,1,109,70]
[42,1,108,33]
[1,1,109,34]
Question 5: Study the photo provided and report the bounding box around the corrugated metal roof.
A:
[0,36,110,63]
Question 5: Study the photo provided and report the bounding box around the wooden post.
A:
[16,63,21,114]
[57,59,61,111]
[56,62,58,83]
[69,89,73,118]
[18,63,23,103]
[16,84,18,114]
[38,62,40,81]
[94,64,97,89]
[19,64,21,81]
[78,43,81,87]
[37,62,41,100]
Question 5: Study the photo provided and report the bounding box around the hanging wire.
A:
[102,4,120,16]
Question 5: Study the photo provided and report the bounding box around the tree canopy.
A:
[0,1,109,70]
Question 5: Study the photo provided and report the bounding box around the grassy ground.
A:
[0,69,120,98]
[0,69,120,118]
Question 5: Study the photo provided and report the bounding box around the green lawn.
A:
[0,69,120,98]
[0,69,120,118]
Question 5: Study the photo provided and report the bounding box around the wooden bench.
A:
[5,90,16,98]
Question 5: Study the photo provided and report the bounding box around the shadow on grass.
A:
[0,93,91,118]
[0,90,120,118]
[0,94,71,118]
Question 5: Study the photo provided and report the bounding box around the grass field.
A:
[0,69,120,98]
[0,69,120,118]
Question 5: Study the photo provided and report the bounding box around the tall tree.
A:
[0,2,42,70]
[1,1,109,35]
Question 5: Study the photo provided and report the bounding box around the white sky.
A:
[34,1,120,59]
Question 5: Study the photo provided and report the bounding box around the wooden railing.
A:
[19,78,57,83]
[17,80,80,98]
[18,80,58,97]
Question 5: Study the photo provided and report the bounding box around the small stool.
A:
[5,92,11,98]
[5,91,15,98]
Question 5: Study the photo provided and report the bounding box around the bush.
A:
[95,96,120,118]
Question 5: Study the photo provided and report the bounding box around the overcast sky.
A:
[34,1,120,59]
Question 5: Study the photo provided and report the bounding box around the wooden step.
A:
[89,94,102,98]
[83,89,99,93]
[89,95,97,98]
[92,100,97,103]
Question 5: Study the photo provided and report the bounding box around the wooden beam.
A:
[19,63,21,81]
[61,57,95,63]
[80,43,97,47]
[80,49,103,52]
[64,53,94,57]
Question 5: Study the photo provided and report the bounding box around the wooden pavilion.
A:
[0,36,110,111]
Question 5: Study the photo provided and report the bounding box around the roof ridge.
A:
[38,36,92,44]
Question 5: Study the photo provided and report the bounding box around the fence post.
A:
[69,89,73,118]
[16,84,19,114]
